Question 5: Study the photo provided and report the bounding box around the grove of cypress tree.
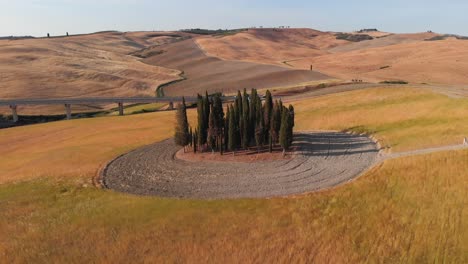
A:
[176,89,294,156]
[174,97,190,152]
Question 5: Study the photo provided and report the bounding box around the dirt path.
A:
[382,144,468,161]
[103,132,379,199]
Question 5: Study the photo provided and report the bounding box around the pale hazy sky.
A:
[1,0,467,37]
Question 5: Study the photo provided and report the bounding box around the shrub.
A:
[380,80,409,84]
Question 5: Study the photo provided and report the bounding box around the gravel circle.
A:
[103,132,379,199]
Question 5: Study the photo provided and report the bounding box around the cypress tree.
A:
[288,104,295,145]
[174,97,190,152]
[189,127,193,147]
[193,128,198,153]
[236,90,243,116]
[264,90,273,136]
[228,105,237,153]
[224,105,230,152]
[255,99,264,153]
[279,107,291,156]
[204,91,210,139]
[197,94,207,150]
[211,94,225,154]
[207,105,216,152]
[288,105,295,128]
[249,88,257,140]
[242,88,250,149]
[270,100,281,144]
[233,99,240,149]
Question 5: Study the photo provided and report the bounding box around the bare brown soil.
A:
[143,38,331,96]
[197,28,468,86]
[0,31,187,114]
[176,146,294,163]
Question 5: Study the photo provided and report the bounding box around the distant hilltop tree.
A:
[358,28,378,33]
[175,89,295,155]
[335,33,373,42]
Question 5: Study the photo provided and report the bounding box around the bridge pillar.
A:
[10,105,18,123]
[65,104,72,120]
[118,102,124,116]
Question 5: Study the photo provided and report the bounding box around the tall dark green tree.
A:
[197,94,207,150]
[242,88,250,149]
[270,100,282,144]
[249,88,258,140]
[174,97,190,152]
[279,107,292,156]
[228,105,237,153]
[211,94,225,153]
[233,99,240,148]
[288,104,295,145]
[255,99,264,153]
[204,91,210,124]
[264,90,273,137]
[193,128,198,153]
[189,127,193,147]
[236,90,243,116]
[224,105,230,152]
[207,105,216,152]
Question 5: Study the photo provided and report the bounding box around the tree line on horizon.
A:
[174,89,295,155]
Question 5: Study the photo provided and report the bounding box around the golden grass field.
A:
[0,86,467,262]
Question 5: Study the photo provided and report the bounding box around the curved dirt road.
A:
[103,132,379,199]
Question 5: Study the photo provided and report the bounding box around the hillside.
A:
[197,28,468,85]
[290,38,468,85]
[0,31,185,114]
[196,28,348,65]
[143,38,331,96]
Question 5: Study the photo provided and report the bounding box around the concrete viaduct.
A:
[0,97,199,122]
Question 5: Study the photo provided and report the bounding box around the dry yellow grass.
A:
[293,86,468,152]
[0,87,467,262]
[0,111,185,184]
[0,144,466,263]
